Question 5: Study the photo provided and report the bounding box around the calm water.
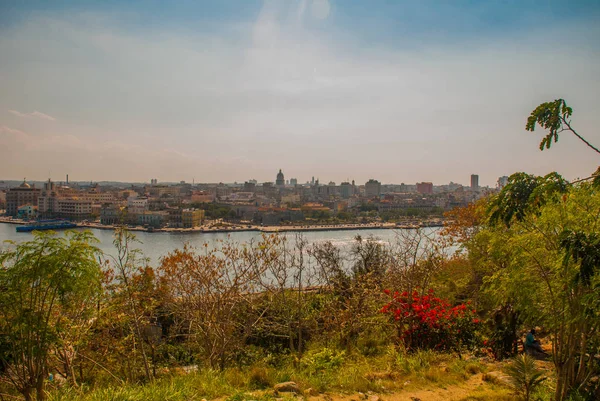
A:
[0,223,423,265]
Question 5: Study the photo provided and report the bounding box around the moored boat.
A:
[16,219,78,232]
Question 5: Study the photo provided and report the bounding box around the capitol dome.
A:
[276,169,285,186]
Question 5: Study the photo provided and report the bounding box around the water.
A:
[0,222,423,265]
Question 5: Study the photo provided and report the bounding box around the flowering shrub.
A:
[381,289,480,351]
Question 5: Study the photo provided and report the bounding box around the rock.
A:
[369,395,381,401]
[357,392,367,400]
[304,388,319,396]
[274,381,301,394]
[482,371,510,386]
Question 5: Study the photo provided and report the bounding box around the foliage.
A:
[0,231,101,401]
[487,172,568,227]
[301,348,345,374]
[504,354,546,401]
[526,98,600,154]
[470,181,600,399]
[381,289,480,352]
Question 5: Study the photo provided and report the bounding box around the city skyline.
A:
[1,171,493,189]
[1,1,599,187]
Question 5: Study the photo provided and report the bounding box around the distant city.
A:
[0,171,510,229]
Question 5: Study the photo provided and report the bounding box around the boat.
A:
[16,219,78,232]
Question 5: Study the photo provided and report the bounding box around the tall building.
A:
[276,169,285,187]
[416,182,433,194]
[471,174,479,190]
[340,182,354,199]
[6,179,41,216]
[290,178,298,186]
[365,179,381,198]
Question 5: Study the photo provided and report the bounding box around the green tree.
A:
[526,98,600,154]
[0,231,101,401]
[472,180,600,400]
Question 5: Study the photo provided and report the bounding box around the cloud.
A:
[8,109,57,121]
[0,3,599,184]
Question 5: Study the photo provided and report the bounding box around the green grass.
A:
[47,348,512,401]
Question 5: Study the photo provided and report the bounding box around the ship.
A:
[16,219,78,232]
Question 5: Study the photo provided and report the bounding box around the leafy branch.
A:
[526,98,600,154]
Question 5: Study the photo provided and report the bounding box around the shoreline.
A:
[0,217,444,234]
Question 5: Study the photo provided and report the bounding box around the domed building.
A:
[276,169,285,187]
[5,179,40,217]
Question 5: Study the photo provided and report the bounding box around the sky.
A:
[1,0,599,187]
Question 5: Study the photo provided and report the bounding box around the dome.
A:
[19,179,31,188]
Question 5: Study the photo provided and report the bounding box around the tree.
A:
[0,231,101,401]
[472,180,600,400]
[526,98,600,154]
[103,228,155,382]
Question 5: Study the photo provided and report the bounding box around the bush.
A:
[302,348,345,374]
[381,289,481,352]
[504,354,546,401]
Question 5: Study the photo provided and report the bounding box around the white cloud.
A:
[8,110,57,121]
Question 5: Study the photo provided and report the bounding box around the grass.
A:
[45,347,515,401]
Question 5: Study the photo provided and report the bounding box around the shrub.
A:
[504,354,546,401]
[302,348,345,374]
[381,289,481,351]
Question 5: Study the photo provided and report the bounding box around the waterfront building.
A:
[137,211,169,228]
[17,204,37,219]
[6,180,41,216]
[416,182,434,194]
[365,179,381,198]
[182,208,205,228]
[100,205,124,225]
[56,198,93,218]
[37,179,92,219]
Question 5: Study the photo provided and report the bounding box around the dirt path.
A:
[311,373,510,401]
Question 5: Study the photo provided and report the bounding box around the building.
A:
[290,178,298,186]
[416,182,434,194]
[471,174,479,191]
[17,204,37,219]
[340,182,354,199]
[55,198,93,218]
[37,179,93,219]
[101,205,125,225]
[128,197,149,214]
[137,211,169,228]
[276,169,285,187]
[182,208,205,228]
[365,179,381,198]
[6,180,41,216]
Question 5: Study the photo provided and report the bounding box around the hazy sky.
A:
[1,0,599,186]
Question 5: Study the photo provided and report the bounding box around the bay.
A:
[0,223,426,265]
